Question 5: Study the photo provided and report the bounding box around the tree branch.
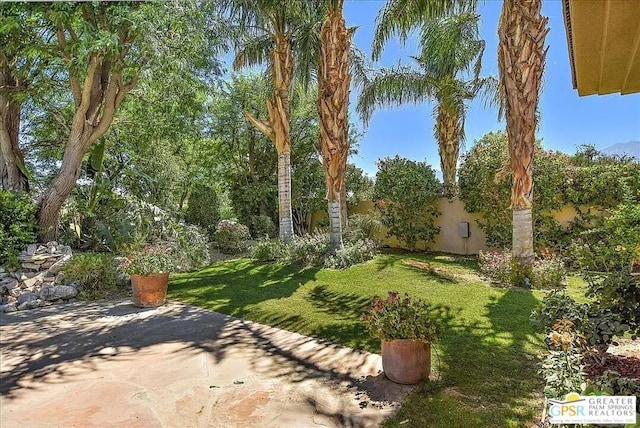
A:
[56,29,82,105]
[243,110,274,141]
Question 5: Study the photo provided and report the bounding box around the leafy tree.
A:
[374,156,441,249]
[360,11,496,198]
[497,0,549,263]
[185,184,220,238]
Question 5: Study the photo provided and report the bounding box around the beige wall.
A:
[310,198,584,255]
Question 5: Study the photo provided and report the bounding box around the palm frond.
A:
[232,34,273,71]
[371,0,476,61]
[350,44,373,90]
[356,66,436,126]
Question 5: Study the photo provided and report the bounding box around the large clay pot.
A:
[381,339,431,385]
[131,273,169,307]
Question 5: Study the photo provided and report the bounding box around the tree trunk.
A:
[277,152,293,243]
[0,66,29,192]
[498,0,548,264]
[340,186,348,229]
[435,103,462,199]
[318,1,350,253]
[243,33,294,243]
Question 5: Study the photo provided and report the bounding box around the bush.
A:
[344,213,383,244]
[62,253,122,300]
[374,156,441,249]
[248,215,276,239]
[540,319,586,398]
[214,220,250,254]
[184,184,220,237]
[585,372,640,413]
[171,224,210,271]
[250,239,287,262]
[324,239,377,269]
[288,232,331,266]
[0,191,36,269]
[479,250,566,288]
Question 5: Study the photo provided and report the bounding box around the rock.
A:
[6,295,16,304]
[1,277,18,289]
[0,266,4,273]
[0,272,7,280]
[48,254,71,275]
[17,299,44,310]
[26,244,38,255]
[36,245,47,254]
[23,272,37,279]
[21,263,41,271]
[3,303,17,313]
[41,261,55,269]
[22,274,44,288]
[17,292,39,305]
[40,285,77,301]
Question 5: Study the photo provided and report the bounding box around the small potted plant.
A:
[122,245,175,307]
[362,291,442,384]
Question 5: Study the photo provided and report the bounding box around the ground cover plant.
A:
[169,251,588,427]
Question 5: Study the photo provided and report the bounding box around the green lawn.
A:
[168,251,585,428]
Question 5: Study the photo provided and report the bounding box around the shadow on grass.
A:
[168,259,320,317]
[385,287,544,427]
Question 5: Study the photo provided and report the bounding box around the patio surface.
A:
[0,300,413,427]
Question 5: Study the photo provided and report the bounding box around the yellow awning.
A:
[563,0,640,96]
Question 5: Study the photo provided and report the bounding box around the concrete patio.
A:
[0,300,413,427]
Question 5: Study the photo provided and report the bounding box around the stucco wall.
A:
[310,198,584,255]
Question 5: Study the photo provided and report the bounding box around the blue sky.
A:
[344,0,640,176]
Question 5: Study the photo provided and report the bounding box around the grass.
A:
[168,251,584,428]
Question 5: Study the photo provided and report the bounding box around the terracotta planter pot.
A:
[130,273,169,308]
[381,339,431,385]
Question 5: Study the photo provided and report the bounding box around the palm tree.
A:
[358,11,496,198]
[317,0,351,251]
[226,0,322,244]
[497,0,548,264]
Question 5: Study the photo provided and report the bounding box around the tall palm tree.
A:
[317,0,351,251]
[497,0,548,264]
[358,11,496,198]
[227,0,322,243]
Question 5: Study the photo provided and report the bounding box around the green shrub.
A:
[171,224,210,271]
[479,250,566,288]
[62,253,122,300]
[585,372,640,413]
[540,319,586,398]
[344,213,383,244]
[184,184,220,237]
[250,239,287,262]
[0,190,36,269]
[324,239,377,269]
[288,232,331,266]
[374,156,441,249]
[214,220,250,254]
[248,215,276,239]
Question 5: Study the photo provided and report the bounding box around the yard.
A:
[169,251,588,427]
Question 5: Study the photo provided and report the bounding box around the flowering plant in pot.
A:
[122,245,175,307]
[362,291,442,384]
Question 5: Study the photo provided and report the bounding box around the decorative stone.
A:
[3,303,17,313]
[17,299,44,310]
[40,285,77,301]
[48,254,71,275]
[26,244,38,255]
[21,263,41,271]
[0,267,5,273]
[0,273,7,280]
[41,261,55,269]
[17,292,39,306]
[1,278,18,289]
[6,295,16,304]
[22,274,44,289]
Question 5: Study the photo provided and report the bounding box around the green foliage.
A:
[62,253,121,300]
[248,215,276,239]
[214,220,250,254]
[362,291,442,342]
[324,239,377,269]
[288,232,331,266]
[374,156,441,249]
[344,213,383,244]
[122,245,175,276]
[540,320,585,398]
[0,191,36,269]
[185,184,220,237]
[170,224,210,272]
[586,371,640,413]
[250,239,287,262]
[478,250,566,289]
[458,131,568,250]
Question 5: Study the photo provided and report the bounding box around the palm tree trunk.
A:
[318,0,350,252]
[498,0,548,264]
[243,34,294,243]
[277,152,293,243]
[436,104,462,199]
[0,66,29,192]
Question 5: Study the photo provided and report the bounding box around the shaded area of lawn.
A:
[169,252,556,427]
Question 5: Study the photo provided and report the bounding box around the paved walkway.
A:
[0,300,413,427]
